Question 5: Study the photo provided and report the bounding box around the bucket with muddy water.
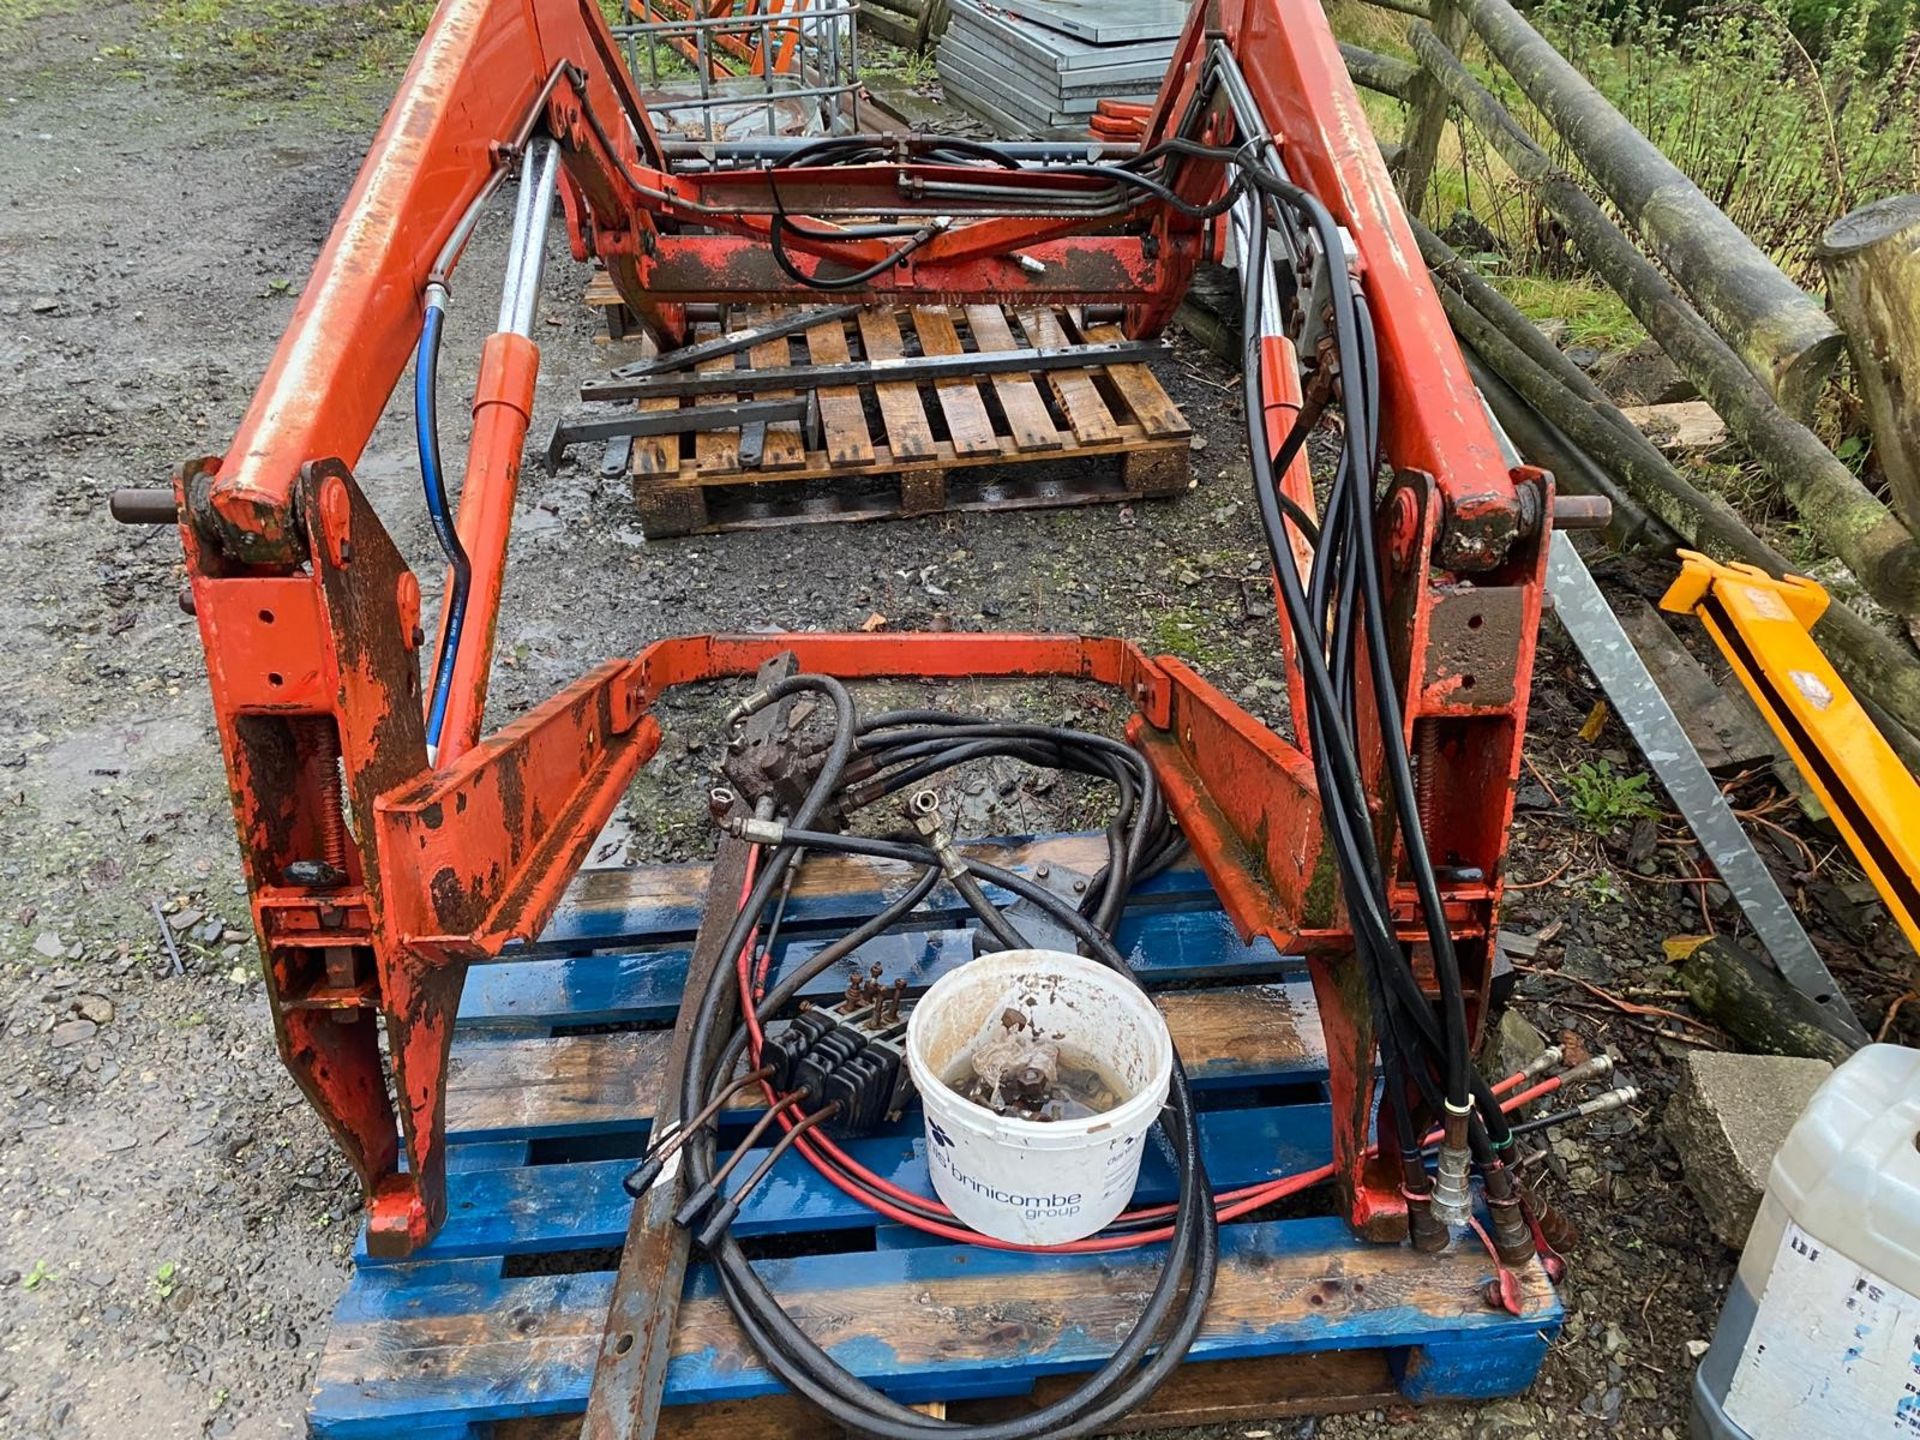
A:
[904,948,1173,1244]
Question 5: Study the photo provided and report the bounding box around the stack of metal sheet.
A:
[936,0,1189,137]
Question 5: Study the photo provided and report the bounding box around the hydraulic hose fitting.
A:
[907,790,968,880]
[725,688,776,728]
[727,816,787,846]
[1430,1100,1475,1229]
[1520,1045,1565,1082]
[1558,1054,1615,1090]
[1511,1146,1580,1260]
[1406,1194,1450,1253]
[839,770,890,813]
[1572,1085,1639,1120]
[1400,1155,1449,1253]
[1480,1160,1536,1267]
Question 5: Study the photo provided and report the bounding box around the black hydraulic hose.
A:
[1340,293,1472,1109]
[1232,184,1467,1121]
[696,837,1216,1439]
[849,722,1167,937]
[953,864,1031,951]
[769,212,940,292]
[758,865,944,1016]
[675,691,1213,1439]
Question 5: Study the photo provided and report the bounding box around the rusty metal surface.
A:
[164,0,1563,1271]
[581,654,794,1440]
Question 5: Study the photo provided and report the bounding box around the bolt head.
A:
[395,572,422,645]
[317,476,353,568]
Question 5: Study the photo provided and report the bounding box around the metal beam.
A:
[544,398,812,472]
[580,654,797,1440]
[1544,531,1868,1045]
[610,305,863,380]
[580,339,1165,402]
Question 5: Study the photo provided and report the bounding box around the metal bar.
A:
[847,5,859,127]
[656,137,1140,163]
[610,304,861,378]
[580,657,796,1440]
[544,397,811,471]
[582,338,1165,401]
[1544,531,1868,1044]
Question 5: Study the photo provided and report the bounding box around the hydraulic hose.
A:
[415,283,469,760]
[672,690,1219,1440]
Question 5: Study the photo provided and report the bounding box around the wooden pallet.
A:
[579,288,1193,537]
[308,831,1560,1439]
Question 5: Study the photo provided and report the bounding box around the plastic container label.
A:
[1726,1220,1920,1435]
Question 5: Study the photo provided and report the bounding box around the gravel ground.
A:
[2,5,1915,1438]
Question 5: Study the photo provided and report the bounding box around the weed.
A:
[861,47,939,88]
[22,1259,51,1290]
[153,1261,179,1300]
[1564,760,1660,832]
[897,50,938,87]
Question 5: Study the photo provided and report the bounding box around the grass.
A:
[44,0,440,113]
[1482,272,1644,349]
[1333,0,1920,286]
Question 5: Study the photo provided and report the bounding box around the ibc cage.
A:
[614,0,863,141]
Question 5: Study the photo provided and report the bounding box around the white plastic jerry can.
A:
[1693,1044,1920,1439]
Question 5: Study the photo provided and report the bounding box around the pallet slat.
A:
[371,1102,1335,1265]
[1076,316,1191,440]
[458,917,1304,1036]
[314,1218,1555,1435]
[444,981,1325,1144]
[538,831,1217,949]
[965,303,1066,452]
[694,339,742,475]
[910,304,1002,458]
[804,316,877,468]
[746,306,810,472]
[1015,306,1123,444]
[626,336,683,482]
[855,306,939,463]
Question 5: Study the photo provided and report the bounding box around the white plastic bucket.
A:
[905,948,1173,1244]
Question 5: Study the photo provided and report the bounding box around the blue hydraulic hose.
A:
[416,286,470,759]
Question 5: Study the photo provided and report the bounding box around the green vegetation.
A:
[1511,0,1920,280]
[1149,606,1232,666]
[1564,759,1661,832]
[1334,0,1920,286]
[1483,270,1643,349]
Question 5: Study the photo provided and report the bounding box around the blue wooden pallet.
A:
[309,831,1560,1439]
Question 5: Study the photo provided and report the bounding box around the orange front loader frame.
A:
[164,0,1559,1256]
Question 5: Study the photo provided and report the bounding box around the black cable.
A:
[675,688,1214,1439]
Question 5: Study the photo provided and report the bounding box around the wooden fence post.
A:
[1408,23,1920,619]
[1393,0,1465,218]
[1450,0,1843,418]
[1820,195,1920,534]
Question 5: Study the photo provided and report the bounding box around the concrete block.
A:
[1479,1005,1548,1080]
[1663,1051,1832,1248]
